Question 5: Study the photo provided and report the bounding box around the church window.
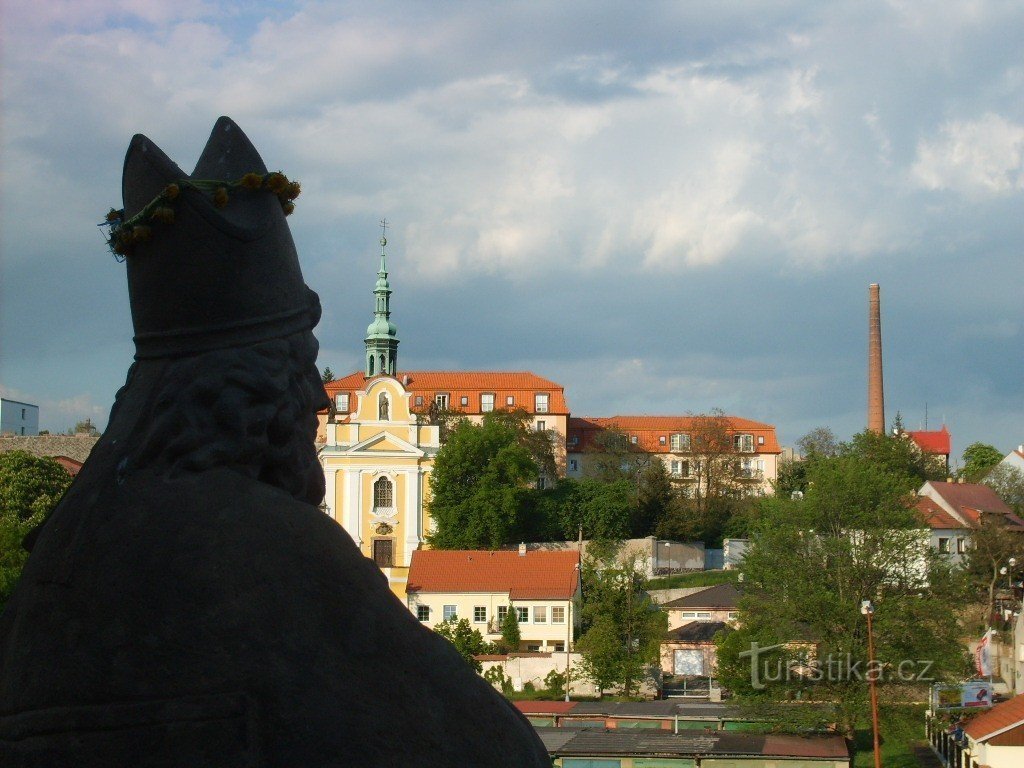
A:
[379,354,386,374]
[373,477,394,509]
[368,356,375,375]
[372,538,394,568]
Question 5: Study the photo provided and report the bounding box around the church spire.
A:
[364,220,399,377]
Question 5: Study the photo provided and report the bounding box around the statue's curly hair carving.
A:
[130,332,327,505]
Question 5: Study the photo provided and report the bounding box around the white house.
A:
[406,548,581,653]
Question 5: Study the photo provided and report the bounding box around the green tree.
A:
[536,478,634,543]
[576,551,667,697]
[0,451,72,606]
[963,513,1024,624]
[843,429,939,484]
[984,464,1024,514]
[962,442,1004,482]
[427,410,553,549]
[321,366,335,384]
[543,669,567,698]
[433,617,493,672]
[797,426,839,459]
[584,428,648,485]
[635,459,672,537]
[716,451,964,737]
[501,605,521,651]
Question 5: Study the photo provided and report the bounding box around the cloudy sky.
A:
[1,1,1021,462]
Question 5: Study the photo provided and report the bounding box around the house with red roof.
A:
[566,415,782,496]
[406,548,581,653]
[959,692,1024,767]
[916,480,1024,565]
[905,425,952,475]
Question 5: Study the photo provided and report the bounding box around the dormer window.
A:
[335,393,349,413]
[535,393,549,413]
[481,393,495,412]
[670,433,690,451]
[734,434,754,453]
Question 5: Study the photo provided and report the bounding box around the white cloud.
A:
[912,113,1024,195]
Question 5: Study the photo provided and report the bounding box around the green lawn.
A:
[647,570,740,590]
[852,704,926,768]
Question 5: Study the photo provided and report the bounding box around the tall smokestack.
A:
[868,283,885,434]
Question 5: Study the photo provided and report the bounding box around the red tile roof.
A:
[907,427,951,455]
[568,416,781,454]
[407,549,580,599]
[914,497,966,529]
[964,693,1024,741]
[324,371,568,415]
[926,481,1012,516]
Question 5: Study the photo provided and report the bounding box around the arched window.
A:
[373,477,393,509]
[379,354,386,375]
[368,356,375,375]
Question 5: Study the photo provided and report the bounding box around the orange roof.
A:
[965,693,1024,741]
[907,427,951,455]
[324,371,568,415]
[914,497,965,529]
[568,415,781,454]
[407,549,580,599]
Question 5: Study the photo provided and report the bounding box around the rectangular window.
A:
[415,395,423,406]
[553,642,565,652]
[526,644,541,652]
[506,395,515,406]
[460,395,469,407]
[569,459,578,472]
[681,612,698,619]
[443,604,458,622]
[681,460,691,477]
[473,606,487,623]
[534,606,547,623]
[535,393,549,413]
[497,605,508,622]
[335,393,349,412]
[435,393,449,410]
[659,436,666,445]
[630,435,638,444]
[516,606,529,623]
[671,460,682,477]
[551,606,565,624]
[938,538,950,553]
[957,538,967,554]
[670,433,690,451]
[734,433,754,452]
[536,420,546,432]
[372,538,393,568]
[481,393,495,412]
[728,612,739,620]
[416,605,430,622]
[696,612,712,619]
[537,476,547,490]
[758,435,765,445]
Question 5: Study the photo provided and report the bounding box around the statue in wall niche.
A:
[0,117,549,768]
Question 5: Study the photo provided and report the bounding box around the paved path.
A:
[912,742,945,767]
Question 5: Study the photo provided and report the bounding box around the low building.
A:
[660,583,741,629]
[406,548,581,652]
[915,496,970,563]
[537,727,851,767]
[516,699,762,731]
[661,620,730,678]
[961,693,1024,768]
[521,537,705,577]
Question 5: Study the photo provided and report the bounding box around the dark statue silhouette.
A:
[0,118,549,767]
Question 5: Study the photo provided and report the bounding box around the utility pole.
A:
[862,600,882,768]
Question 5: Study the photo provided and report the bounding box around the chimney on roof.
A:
[868,284,885,434]
[518,543,526,557]
[402,375,410,386]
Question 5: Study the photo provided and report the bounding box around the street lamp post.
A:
[861,600,882,768]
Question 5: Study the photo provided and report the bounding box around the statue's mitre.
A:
[121,116,320,359]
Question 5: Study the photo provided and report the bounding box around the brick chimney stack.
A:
[868,283,885,434]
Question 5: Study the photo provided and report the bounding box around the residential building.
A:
[660,583,741,629]
[916,480,1024,561]
[406,548,581,653]
[959,693,1024,768]
[0,398,39,437]
[661,620,730,678]
[566,415,781,496]
[998,445,1024,474]
[905,426,951,475]
[914,496,970,564]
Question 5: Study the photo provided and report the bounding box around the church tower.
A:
[364,227,399,377]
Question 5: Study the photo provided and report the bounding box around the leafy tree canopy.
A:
[984,464,1024,514]
[716,450,964,736]
[433,617,493,672]
[0,451,72,607]
[961,442,1004,483]
[427,409,553,549]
